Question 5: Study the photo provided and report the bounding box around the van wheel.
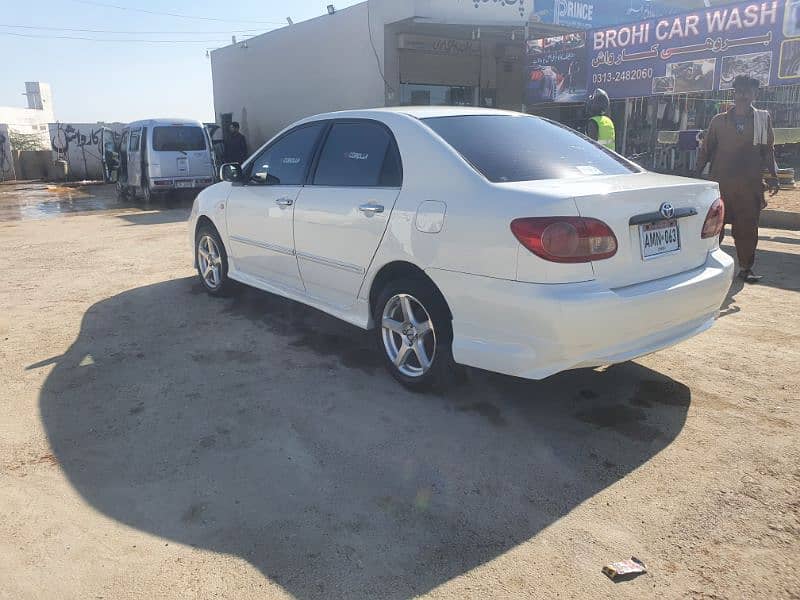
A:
[142,179,154,204]
[375,277,458,391]
[116,181,129,201]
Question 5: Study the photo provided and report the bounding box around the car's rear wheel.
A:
[375,278,457,391]
[195,226,233,296]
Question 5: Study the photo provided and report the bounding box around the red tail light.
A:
[511,217,618,263]
[701,198,725,239]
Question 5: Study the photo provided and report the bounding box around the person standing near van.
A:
[695,75,779,283]
[225,122,248,164]
[586,88,616,151]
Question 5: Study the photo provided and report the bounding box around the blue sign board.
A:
[534,0,681,29]
[587,0,800,99]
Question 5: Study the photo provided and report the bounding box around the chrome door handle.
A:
[275,197,294,207]
[359,203,384,214]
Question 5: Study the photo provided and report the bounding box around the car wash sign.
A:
[589,0,800,99]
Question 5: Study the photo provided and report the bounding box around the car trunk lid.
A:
[500,173,721,288]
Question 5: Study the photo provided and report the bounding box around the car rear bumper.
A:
[428,248,734,380]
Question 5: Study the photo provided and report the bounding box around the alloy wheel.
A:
[197,235,223,290]
[381,294,437,378]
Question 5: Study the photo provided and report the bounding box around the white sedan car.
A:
[189,107,733,389]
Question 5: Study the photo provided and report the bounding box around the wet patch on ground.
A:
[574,403,663,442]
[0,182,191,222]
[634,379,691,407]
[456,401,507,427]
[223,287,382,374]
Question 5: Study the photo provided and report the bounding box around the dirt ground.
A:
[1,183,798,600]
[768,186,800,213]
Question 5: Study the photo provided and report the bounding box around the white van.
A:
[116,119,216,202]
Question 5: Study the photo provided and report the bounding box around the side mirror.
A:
[220,162,243,182]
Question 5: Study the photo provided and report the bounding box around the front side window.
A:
[152,126,206,152]
[313,122,402,187]
[423,115,639,183]
[129,130,141,152]
[249,123,325,186]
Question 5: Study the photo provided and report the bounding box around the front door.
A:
[225,122,326,293]
[127,127,143,189]
[294,121,402,309]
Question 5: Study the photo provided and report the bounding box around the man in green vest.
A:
[586,88,616,151]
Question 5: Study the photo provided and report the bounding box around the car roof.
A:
[299,106,531,123]
[126,118,205,128]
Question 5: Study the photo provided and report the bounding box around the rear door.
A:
[150,125,214,184]
[127,127,143,189]
[293,120,402,309]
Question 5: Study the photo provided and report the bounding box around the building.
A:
[0,82,127,181]
[0,82,55,142]
[210,0,719,149]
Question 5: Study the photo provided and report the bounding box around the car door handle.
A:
[275,197,294,207]
[359,203,384,215]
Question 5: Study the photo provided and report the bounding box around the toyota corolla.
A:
[189,107,733,389]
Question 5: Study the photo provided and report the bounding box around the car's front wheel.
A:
[375,278,457,391]
[195,226,233,296]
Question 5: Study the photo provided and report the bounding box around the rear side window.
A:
[249,122,325,186]
[152,126,207,152]
[423,115,637,183]
[129,131,141,152]
[313,122,402,187]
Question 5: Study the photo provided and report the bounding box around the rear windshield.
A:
[422,115,638,183]
[152,126,207,152]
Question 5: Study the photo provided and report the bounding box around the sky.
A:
[0,0,361,124]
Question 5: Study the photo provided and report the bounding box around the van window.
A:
[313,122,401,187]
[129,131,141,152]
[152,126,207,152]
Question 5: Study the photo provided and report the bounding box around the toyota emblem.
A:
[660,202,675,219]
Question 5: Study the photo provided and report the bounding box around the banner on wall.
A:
[588,0,800,99]
[525,33,589,103]
[535,0,681,29]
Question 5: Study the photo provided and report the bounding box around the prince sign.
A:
[588,0,800,98]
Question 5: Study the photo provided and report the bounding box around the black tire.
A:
[195,225,234,296]
[141,178,156,204]
[116,181,129,201]
[374,277,458,391]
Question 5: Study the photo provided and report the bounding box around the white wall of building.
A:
[211,1,419,149]
[0,82,57,150]
[210,1,538,147]
[0,124,15,181]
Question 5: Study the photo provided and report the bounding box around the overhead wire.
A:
[0,23,269,34]
[0,31,235,43]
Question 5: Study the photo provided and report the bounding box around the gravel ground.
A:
[1,184,798,600]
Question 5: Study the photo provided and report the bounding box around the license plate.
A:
[176,180,193,188]
[639,219,680,259]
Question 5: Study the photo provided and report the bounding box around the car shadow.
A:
[38,278,691,600]
[116,194,194,226]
